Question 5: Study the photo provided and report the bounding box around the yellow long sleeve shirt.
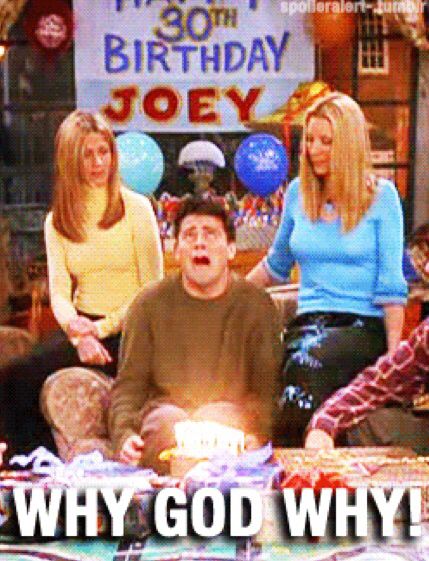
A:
[44,187,163,340]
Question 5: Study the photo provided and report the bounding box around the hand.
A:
[67,316,98,339]
[119,434,145,465]
[305,429,334,450]
[244,433,262,451]
[0,442,6,467]
[76,335,112,365]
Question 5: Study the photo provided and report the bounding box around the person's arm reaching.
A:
[305,319,429,447]
[305,429,334,450]
[119,434,145,465]
[246,261,274,288]
[246,179,298,288]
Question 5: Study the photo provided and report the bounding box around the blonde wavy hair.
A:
[300,92,376,232]
[52,110,124,242]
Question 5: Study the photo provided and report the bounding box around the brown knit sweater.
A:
[108,274,282,452]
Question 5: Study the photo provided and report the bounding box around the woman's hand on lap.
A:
[76,335,112,365]
[67,316,98,339]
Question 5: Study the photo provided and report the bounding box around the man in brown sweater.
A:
[108,196,282,472]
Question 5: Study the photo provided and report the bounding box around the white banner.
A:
[74,0,314,132]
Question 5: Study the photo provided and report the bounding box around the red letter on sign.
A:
[102,86,138,123]
[224,87,263,123]
[188,88,220,124]
[143,87,180,122]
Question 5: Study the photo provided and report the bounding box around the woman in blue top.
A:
[247,92,408,446]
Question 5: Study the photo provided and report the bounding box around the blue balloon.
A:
[117,132,164,195]
[234,133,288,197]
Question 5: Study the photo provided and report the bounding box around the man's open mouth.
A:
[193,256,210,265]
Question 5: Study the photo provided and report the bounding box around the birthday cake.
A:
[161,420,245,477]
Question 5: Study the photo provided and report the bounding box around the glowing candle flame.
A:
[174,420,245,457]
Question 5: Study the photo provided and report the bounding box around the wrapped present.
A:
[0,448,157,538]
[9,447,155,489]
[265,447,429,543]
[184,443,283,495]
[281,469,351,491]
[274,447,417,481]
[344,458,429,522]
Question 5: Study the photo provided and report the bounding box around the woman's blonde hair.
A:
[52,110,124,242]
[300,92,375,232]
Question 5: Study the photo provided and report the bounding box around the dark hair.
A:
[408,222,429,248]
[174,195,236,242]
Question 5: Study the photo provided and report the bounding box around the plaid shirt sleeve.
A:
[308,319,429,439]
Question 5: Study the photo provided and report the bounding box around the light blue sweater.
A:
[264,177,408,317]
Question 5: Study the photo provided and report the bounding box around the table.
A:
[0,534,428,560]
[1,447,429,559]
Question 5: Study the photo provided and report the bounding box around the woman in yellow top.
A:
[3,110,163,454]
[44,109,163,370]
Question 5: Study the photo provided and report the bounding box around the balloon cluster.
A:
[117,131,289,202]
[116,130,289,244]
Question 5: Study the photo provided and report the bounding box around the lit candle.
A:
[174,420,245,457]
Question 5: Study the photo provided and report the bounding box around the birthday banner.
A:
[74,0,314,132]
